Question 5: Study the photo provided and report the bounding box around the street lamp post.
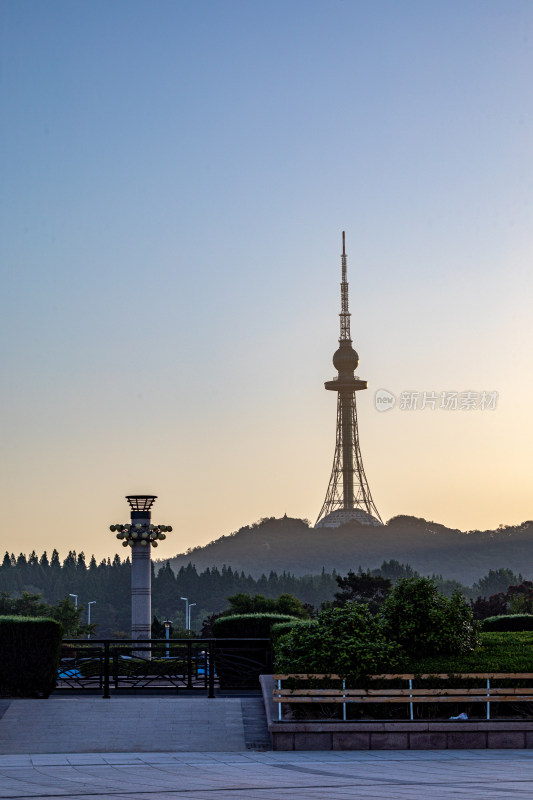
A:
[163,619,172,658]
[188,603,197,632]
[109,495,172,658]
[87,601,96,639]
[69,594,78,608]
[181,597,189,630]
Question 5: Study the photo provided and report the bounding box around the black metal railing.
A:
[58,638,272,698]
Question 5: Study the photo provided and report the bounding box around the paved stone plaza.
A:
[1,698,533,799]
[2,750,533,800]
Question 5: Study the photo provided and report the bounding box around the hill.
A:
[167,516,533,585]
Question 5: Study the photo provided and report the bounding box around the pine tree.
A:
[63,551,77,571]
[50,549,61,571]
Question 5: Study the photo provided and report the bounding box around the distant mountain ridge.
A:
[166,516,533,585]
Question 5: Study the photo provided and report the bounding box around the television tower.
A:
[315,233,382,528]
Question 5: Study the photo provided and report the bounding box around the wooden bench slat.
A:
[274,674,533,711]
[273,673,533,680]
[274,688,533,698]
[274,695,533,704]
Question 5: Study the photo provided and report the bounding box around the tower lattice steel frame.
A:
[315,233,382,527]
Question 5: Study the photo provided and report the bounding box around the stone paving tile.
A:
[3,746,533,799]
[0,753,532,799]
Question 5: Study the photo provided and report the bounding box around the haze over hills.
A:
[167,516,533,586]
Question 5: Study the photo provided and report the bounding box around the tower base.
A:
[315,508,383,529]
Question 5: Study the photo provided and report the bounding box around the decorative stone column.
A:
[109,495,172,656]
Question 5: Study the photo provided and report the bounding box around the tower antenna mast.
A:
[340,231,351,342]
[315,233,382,528]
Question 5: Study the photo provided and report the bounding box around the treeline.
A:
[0,550,131,638]
[0,550,525,638]
[0,550,338,637]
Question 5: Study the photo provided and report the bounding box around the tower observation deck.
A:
[315,233,382,528]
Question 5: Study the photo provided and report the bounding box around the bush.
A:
[381,577,479,658]
[220,593,311,619]
[274,603,404,680]
[470,594,508,620]
[0,616,63,697]
[211,613,300,639]
[407,631,533,674]
[270,620,311,643]
[482,614,533,632]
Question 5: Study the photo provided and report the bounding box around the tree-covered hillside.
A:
[167,516,533,585]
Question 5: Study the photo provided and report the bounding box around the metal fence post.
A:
[208,640,215,698]
[187,641,193,689]
[409,678,413,721]
[103,640,110,699]
[342,678,346,721]
[113,651,119,690]
[278,679,282,721]
[487,678,490,720]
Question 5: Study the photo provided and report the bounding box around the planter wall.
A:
[260,675,533,751]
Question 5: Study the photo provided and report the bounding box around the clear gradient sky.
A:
[1,0,532,563]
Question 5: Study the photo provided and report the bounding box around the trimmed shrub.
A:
[406,631,533,674]
[274,603,405,680]
[220,593,310,619]
[0,616,63,697]
[382,577,479,658]
[482,614,533,632]
[211,613,300,639]
[270,620,312,643]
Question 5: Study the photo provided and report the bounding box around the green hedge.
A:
[0,616,63,697]
[270,620,313,643]
[406,632,533,674]
[482,614,533,632]
[274,630,533,677]
[212,613,300,639]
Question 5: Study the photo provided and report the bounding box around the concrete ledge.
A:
[260,676,533,750]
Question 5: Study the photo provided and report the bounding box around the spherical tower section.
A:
[332,342,359,377]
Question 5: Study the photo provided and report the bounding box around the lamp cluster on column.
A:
[109,523,172,548]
